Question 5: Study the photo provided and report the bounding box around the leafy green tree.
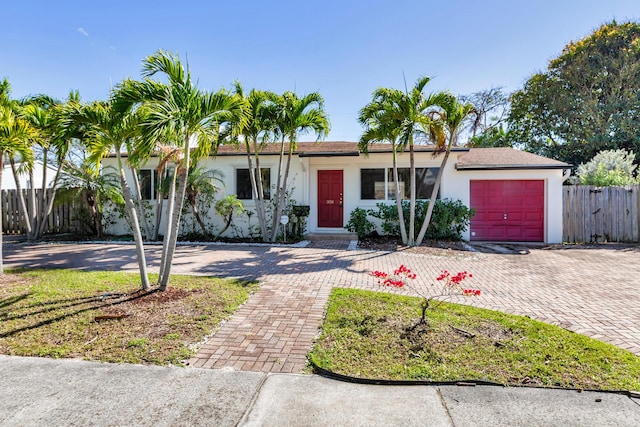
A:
[509,21,640,166]
[575,149,638,186]
[467,126,514,148]
[270,91,329,242]
[114,50,245,291]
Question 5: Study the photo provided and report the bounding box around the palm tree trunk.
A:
[35,159,65,238]
[190,197,208,235]
[392,146,408,245]
[0,155,4,274]
[153,166,167,241]
[415,145,452,246]
[158,164,177,280]
[215,213,234,239]
[158,141,191,291]
[130,167,152,240]
[9,157,33,237]
[408,141,416,246]
[271,138,286,238]
[27,170,37,240]
[117,152,151,291]
[36,150,48,236]
[271,142,293,242]
[245,142,268,240]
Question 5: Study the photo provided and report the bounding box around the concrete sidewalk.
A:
[1,356,638,426]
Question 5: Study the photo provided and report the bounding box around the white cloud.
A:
[109,46,116,50]
[77,27,89,37]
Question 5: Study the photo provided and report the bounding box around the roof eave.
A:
[455,164,571,171]
[298,152,360,157]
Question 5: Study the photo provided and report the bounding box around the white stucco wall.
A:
[2,161,58,190]
[307,150,454,234]
[102,154,307,238]
[102,150,565,243]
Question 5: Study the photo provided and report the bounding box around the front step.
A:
[306,233,357,242]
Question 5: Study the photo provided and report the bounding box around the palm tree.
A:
[415,93,475,246]
[56,160,123,239]
[214,195,245,239]
[359,91,409,245]
[232,82,278,241]
[73,100,153,290]
[113,50,245,291]
[0,80,37,273]
[12,93,80,241]
[358,77,443,246]
[270,91,330,242]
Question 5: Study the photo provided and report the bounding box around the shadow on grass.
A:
[0,289,158,339]
[0,293,32,309]
[0,293,126,323]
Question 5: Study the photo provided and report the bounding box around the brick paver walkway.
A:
[4,242,640,374]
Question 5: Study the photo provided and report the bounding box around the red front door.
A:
[470,180,544,242]
[318,170,343,227]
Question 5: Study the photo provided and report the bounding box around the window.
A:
[236,168,271,200]
[360,167,439,200]
[138,169,159,200]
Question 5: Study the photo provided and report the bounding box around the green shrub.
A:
[369,199,474,241]
[576,149,638,186]
[345,207,375,238]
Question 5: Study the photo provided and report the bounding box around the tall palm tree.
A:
[270,91,329,242]
[358,77,443,246]
[114,50,245,291]
[0,82,37,273]
[359,91,409,245]
[232,82,278,241]
[74,100,153,290]
[13,93,80,241]
[415,93,475,246]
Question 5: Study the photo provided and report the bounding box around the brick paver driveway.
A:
[4,241,639,373]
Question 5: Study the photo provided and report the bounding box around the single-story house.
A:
[104,142,571,243]
[2,160,58,190]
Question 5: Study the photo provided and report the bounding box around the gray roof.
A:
[456,148,571,170]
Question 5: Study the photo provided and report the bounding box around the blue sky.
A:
[2,1,638,141]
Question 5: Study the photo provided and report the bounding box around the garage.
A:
[470,180,545,242]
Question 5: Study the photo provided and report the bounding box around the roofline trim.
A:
[455,164,571,171]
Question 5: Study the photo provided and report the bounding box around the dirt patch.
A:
[357,236,477,258]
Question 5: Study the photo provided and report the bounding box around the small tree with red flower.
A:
[370,265,480,325]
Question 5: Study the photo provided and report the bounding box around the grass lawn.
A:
[308,288,640,391]
[0,269,258,366]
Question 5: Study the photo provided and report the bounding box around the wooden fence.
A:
[1,189,80,235]
[563,185,640,243]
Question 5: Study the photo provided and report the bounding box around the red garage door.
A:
[470,180,544,242]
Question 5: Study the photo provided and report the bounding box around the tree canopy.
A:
[508,21,640,167]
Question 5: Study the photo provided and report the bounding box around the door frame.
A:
[317,169,344,228]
